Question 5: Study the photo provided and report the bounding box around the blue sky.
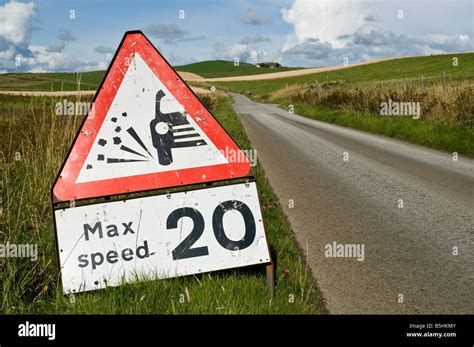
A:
[0,0,472,72]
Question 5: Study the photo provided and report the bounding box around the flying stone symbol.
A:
[93,89,207,168]
[149,89,206,165]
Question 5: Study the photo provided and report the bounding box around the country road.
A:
[230,92,474,314]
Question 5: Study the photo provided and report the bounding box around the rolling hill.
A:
[174,60,299,78]
[210,52,474,97]
[0,60,300,92]
[1,53,472,93]
[0,71,105,92]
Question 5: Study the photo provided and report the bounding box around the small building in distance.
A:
[254,62,282,68]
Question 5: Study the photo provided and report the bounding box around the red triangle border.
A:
[52,31,250,202]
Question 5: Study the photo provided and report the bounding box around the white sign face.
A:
[55,182,270,293]
[76,53,228,184]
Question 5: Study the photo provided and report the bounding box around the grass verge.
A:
[0,93,326,314]
[281,103,474,157]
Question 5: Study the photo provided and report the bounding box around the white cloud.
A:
[145,24,187,45]
[248,49,268,63]
[144,24,207,46]
[243,8,273,25]
[364,14,378,23]
[0,0,36,46]
[281,0,474,67]
[283,38,332,59]
[46,41,66,53]
[0,1,109,72]
[352,25,401,46]
[226,43,251,61]
[165,52,199,66]
[57,29,75,42]
[281,0,366,49]
[94,45,114,54]
[419,34,473,51]
[240,34,271,44]
[22,45,107,72]
[0,0,37,70]
[46,30,77,53]
[213,38,273,64]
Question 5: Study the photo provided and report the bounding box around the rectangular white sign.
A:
[54,182,270,293]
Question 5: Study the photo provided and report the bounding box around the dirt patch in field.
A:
[177,71,205,81]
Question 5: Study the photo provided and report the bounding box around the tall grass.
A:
[1,94,83,312]
[268,80,474,126]
[267,79,474,156]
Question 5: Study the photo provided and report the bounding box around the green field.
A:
[0,60,301,91]
[0,71,105,92]
[208,52,474,156]
[211,52,474,98]
[0,93,326,314]
[175,60,299,78]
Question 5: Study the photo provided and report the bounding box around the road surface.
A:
[230,92,474,314]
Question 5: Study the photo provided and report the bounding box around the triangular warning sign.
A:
[52,31,250,202]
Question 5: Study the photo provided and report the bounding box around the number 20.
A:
[166,200,256,260]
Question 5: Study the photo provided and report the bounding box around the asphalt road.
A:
[230,92,474,314]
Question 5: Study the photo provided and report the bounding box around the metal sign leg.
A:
[266,260,275,299]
